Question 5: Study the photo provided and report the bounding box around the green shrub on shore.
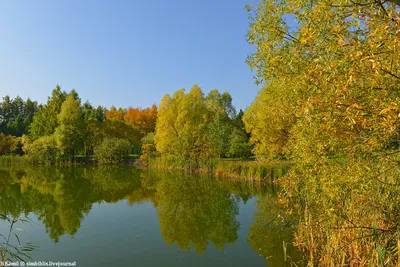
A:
[23,135,60,165]
[94,137,131,164]
[215,160,290,182]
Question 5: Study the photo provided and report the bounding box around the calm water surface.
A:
[0,166,300,266]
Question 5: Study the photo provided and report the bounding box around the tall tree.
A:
[0,96,38,136]
[54,92,85,160]
[155,85,215,169]
[206,90,236,157]
[29,85,67,140]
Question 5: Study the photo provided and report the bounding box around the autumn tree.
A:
[124,105,157,134]
[245,0,400,264]
[0,133,19,155]
[105,106,126,121]
[243,79,297,158]
[155,85,216,170]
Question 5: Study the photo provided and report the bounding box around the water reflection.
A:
[154,173,239,254]
[0,166,142,243]
[0,166,300,265]
[248,192,303,266]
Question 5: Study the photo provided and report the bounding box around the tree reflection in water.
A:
[0,165,301,264]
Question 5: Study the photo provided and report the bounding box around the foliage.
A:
[141,132,154,145]
[105,106,126,121]
[246,0,400,264]
[100,119,141,144]
[124,105,158,134]
[140,133,156,167]
[82,102,106,156]
[243,79,297,158]
[139,144,155,167]
[93,137,131,164]
[227,129,253,159]
[155,85,238,170]
[54,93,85,161]
[0,96,38,137]
[0,134,19,155]
[29,85,67,141]
[23,135,59,165]
[155,85,215,170]
[207,90,236,157]
[0,214,37,262]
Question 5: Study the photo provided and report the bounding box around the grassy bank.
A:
[147,157,220,173]
[147,157,291,182]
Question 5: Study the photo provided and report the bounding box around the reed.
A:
[215,160,290,182]
[0,155,32,165]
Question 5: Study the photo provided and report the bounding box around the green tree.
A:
[54,92,85,161]
[0,96,38,136]
[227,129,253,159]
[206,90,236,158]
[81,102,106,156]
[29,85,67,140]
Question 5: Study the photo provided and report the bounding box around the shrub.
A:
[94,137,131,164]
[0,133,19,155]
[228,143,253,159]
[139,144,155,167]
[23,135,59,165]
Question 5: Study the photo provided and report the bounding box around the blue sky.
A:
[0,0,259,110]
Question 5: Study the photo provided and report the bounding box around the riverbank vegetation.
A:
[0,85,254,170]
[244,0,400,265]
[0,86,159,164]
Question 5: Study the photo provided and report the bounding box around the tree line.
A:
[0,85,252,164]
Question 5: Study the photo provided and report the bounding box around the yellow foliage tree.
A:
[245,0,400,264]
[155,85,216,170]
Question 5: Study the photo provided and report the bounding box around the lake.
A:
[0,166,301,266]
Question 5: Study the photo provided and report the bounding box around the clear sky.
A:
[0,0,259,110]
